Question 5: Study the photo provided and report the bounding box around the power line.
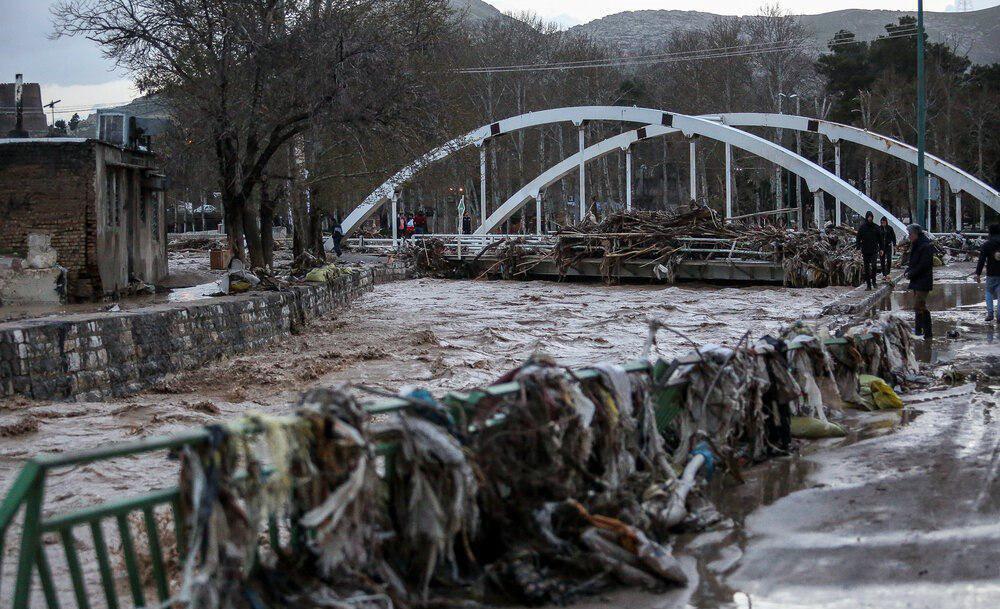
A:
[456,28,918,75]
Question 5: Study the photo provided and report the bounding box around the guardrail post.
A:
[12,469,44,609]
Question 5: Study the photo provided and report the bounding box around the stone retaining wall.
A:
[0,261,413,401]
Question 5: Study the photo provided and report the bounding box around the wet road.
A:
[582,263,1000,608]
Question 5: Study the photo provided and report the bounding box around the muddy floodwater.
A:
[2,270,997,608]
[0,278,849,509]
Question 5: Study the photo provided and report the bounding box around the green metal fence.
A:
[0,337,857,609]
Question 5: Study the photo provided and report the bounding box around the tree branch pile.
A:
[548,206,868,287]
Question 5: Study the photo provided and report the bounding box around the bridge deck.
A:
[347,234,786,283]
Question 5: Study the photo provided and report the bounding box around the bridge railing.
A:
[346,233,776,263]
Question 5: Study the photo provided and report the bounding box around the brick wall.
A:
[0,261,413,401]
[0,141,97,298]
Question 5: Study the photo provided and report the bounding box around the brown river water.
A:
[3,273,996,608]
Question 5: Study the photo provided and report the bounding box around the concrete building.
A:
[0,80,48,137]
[0,138,167,300]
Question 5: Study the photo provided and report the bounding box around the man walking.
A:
[905,224,934,339]
[878,217,894,279]
[856,211,881,290]
[974,223,1000,323]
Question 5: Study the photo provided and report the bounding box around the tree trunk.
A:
[245,196,265,269]
[260,178,276,267]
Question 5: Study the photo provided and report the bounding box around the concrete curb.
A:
[821,271,905,318]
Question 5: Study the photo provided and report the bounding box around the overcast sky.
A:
[1,0,997,120]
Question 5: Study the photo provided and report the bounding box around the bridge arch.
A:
[342,106,670,235]
[344,106,993,237]
[478,113,908,239]
[713,113,999,213]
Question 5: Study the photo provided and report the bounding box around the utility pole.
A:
[44,100,62,128]
[916,0,928,228]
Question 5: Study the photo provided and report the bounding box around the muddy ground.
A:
[576,262,1000,608]
[0,262,997,608]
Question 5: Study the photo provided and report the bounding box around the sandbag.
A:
[790,416,847,438]
[858,374,903,410]
[305,264,344,282]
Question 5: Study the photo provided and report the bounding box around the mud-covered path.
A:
[575,265,1000,609]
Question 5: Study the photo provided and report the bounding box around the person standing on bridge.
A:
[331,215,343,258]
[878,217,895,280]
[906,224,935,339]
[856,211,881,290]
[974,223,1000,323]
[414,209,428,235]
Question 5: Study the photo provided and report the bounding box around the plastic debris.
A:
[169,313,919,608]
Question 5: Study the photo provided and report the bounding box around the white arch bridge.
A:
[342,106,998,244]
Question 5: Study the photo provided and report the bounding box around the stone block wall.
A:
[0,261,413,401]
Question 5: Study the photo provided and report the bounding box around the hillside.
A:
[567,7,1000,65]
[448,0,505,22]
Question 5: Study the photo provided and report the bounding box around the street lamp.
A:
[916,0,928,228]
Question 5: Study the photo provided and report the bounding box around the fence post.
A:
[12,466,45,609]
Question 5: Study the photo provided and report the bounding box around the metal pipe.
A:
[814,191,824,228]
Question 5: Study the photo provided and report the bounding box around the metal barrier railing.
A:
[346,234,775,264]
[0,337,860,609]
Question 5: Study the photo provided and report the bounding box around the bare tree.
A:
[746,3,812,210]
[55,0,452,266]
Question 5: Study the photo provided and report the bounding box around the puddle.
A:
[888,281,995,364]
[164,280,222,302]
[674,400,928,608]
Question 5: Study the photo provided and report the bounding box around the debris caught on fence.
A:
[172,312,919,608]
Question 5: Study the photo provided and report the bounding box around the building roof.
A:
[0,137,89,145]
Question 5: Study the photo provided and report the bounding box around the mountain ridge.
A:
[565,6,1000,65]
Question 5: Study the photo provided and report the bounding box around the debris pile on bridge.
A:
[546,207,868,287]
[173,313,918,608]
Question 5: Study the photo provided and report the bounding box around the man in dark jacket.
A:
[878,217,894,279]
[906,224,935,338]
[856,211,881,289]
[974,223,1000,323]
[330,215,343,257]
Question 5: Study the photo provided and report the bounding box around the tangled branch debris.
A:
[175,314,918,608]
[547,207,868,287]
